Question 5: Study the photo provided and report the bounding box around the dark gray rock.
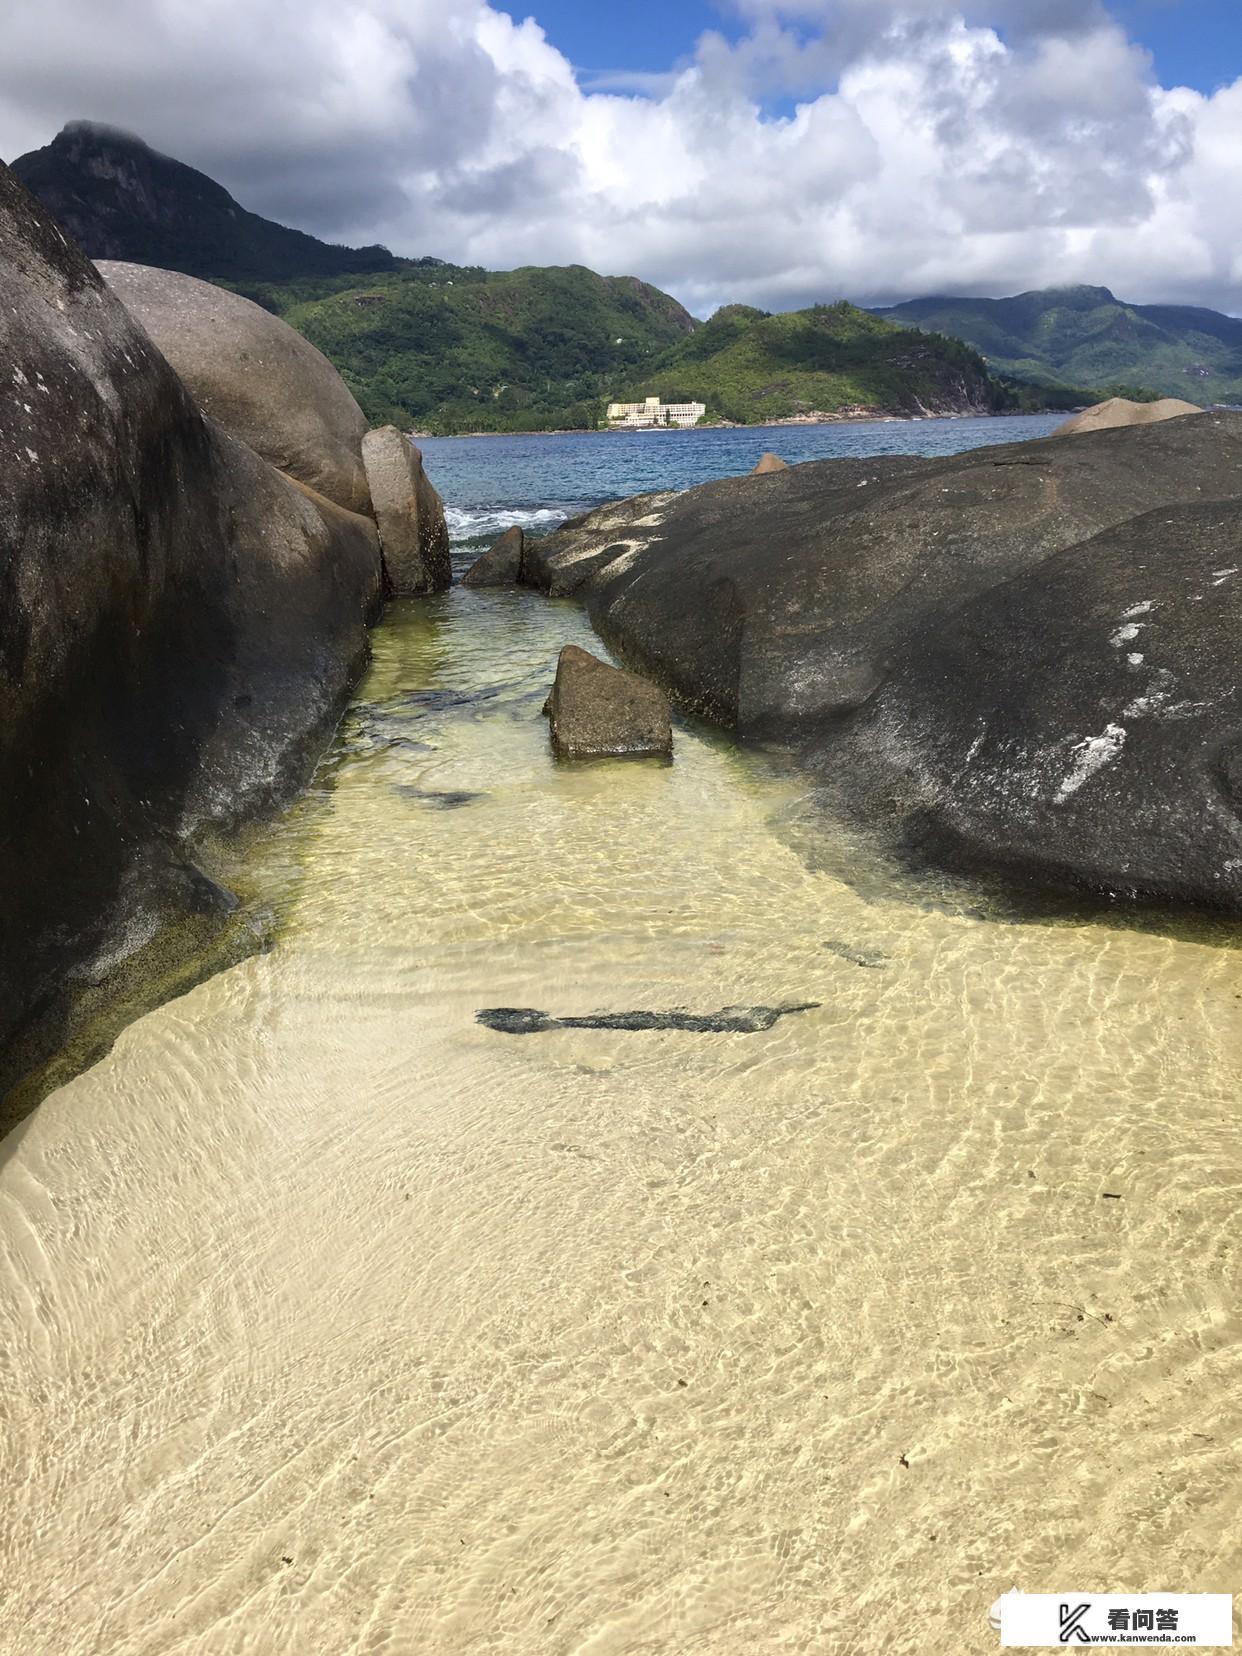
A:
[545,644,672,760]
[98,260,373,514]
[522,493,678,596]
[544,422,1242,738]
[540,415,1242,909]
[362,426,451,595]
[477,1004,820,1035]
[463,525,525,587]
[823,499,1242,909]
[0,162,382,1102]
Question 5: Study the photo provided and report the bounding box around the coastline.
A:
[410,406,1041,441]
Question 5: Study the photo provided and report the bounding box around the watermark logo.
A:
[989,1592,1233,1647]
[1059,1603,1091,1644]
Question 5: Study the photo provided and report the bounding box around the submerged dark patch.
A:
[822,940,889,968]
[395,687,498,713]
[334,709,436,760]
[394,785,488,809]
[476,1003,819,1036]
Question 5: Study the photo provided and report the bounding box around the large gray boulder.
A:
[545,646,672,761]
[825,500,1242,908]
[97,259,373,515]
[539,417,1242,737]
[361,426,451,595]
[535,415,1242,908]
[0,164,382,1103]
[522,492,679,597]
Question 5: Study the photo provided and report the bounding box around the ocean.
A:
[417,412,1067,546]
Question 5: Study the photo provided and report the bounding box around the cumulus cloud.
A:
[0,0,1240,315]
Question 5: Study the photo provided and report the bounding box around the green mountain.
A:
[8,123,1095,433]
[876,286,1242,405]
[9,122,699,434]
[608,301,1031,425]
[245,263,699,433]
[10,122,397,283]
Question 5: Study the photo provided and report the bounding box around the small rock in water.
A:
[822,940,889,968]
[476,1003,819,1035]
[545,644,672,761]
[463,525,525,587]
[751,451,788,475]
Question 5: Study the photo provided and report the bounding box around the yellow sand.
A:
[1056,396,1202,435]
[1,591,1239,1653]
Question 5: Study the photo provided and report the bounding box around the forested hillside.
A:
[608,301,1076,425]
[877,285,1242,405]
[243,263,698,432]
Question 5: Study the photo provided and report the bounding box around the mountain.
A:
[9,121,698,433]
[876,285,1242,405]
[9,122,398,283]
[8,122,1081,433]
[249,263,699,433]
[607,300,1029,425]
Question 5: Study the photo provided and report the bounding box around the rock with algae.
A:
[477,1004,820,1035]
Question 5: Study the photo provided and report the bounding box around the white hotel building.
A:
[606,395,706,428]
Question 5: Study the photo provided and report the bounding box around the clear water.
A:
[1,413,1238,1654]
[419,413,1066,544]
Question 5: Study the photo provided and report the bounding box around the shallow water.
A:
[2,563,1240,1653]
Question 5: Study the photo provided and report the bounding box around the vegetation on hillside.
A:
[607,301,1066,424]
[237,262,699,433]
[12,127,1177,429]
[244,282,1097,431]
[877,286,1240,405]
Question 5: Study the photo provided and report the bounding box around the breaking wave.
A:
[444,504,575,546]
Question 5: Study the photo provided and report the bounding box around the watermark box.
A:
[995,1592,1232,1647]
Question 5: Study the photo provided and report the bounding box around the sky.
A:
[495,0,1242,98]
[2,0,1242,317]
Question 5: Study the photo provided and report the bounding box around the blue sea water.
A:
[417,413,1066,545]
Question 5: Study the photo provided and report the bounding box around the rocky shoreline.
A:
[409,407,999,440]
[512,405,1242,912]
[3,146,1236,1116]
[0,165,449,1107]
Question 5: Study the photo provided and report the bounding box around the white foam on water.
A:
[445,504,571,544]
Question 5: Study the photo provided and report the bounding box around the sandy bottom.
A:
[1,589,1239,1654]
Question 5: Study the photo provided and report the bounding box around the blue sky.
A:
[495,0,1242,95]
[1104,0,1242,89]
[1114,0,1242,91]
[7,0,1242,314]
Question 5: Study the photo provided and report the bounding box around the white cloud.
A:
[1,0,1241,316]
